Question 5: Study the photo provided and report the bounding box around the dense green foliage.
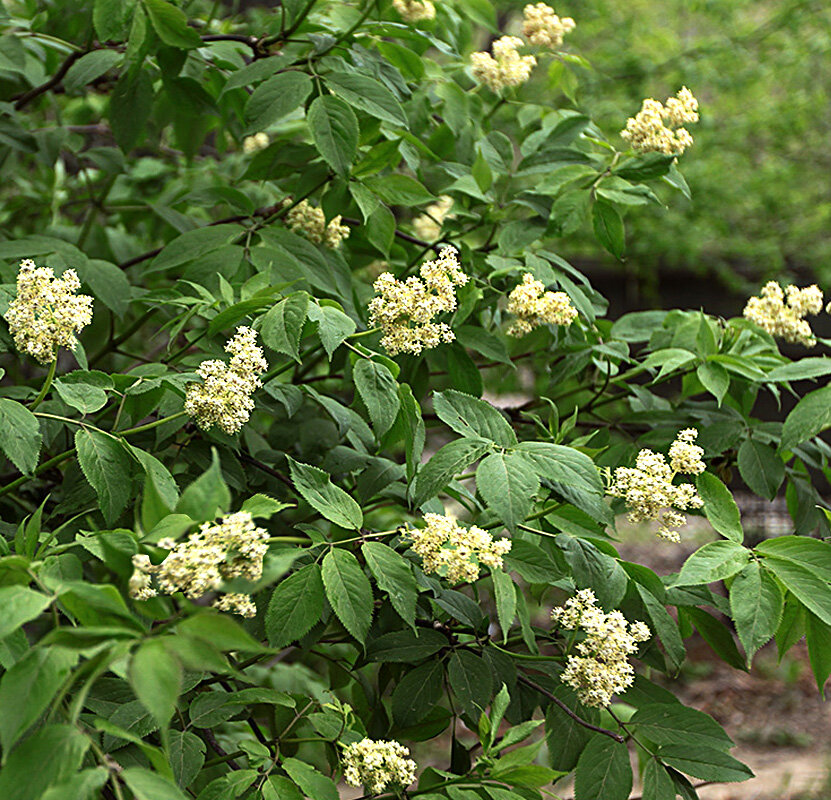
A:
[1,2,831,800]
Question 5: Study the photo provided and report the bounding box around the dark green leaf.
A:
[362,542,418,628]
[322,549,373,643]
[287,457,363,529]
[143,0,201,48]
[354,359,400,437]
[476,452,539,532]
[246,72,313,132]
[574,735,632,800]
[0,398,41,475]
[266,564,325,647]
[307,96,359,176]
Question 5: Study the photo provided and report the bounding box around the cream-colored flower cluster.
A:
[4,259,93,365]
[506,272,578,336]
[413,195,454,241]
[184,326,267,435]
[522,3,575,48]
[471,36,537,92]
[242,132,269,154]
[286,200,350,249]
[606,428,705,542]
[552,588,651,707]
[367,246,468,356]
[392,0,435,22]
[406,513,511,583]
[743,281,824,347]
[128,511,269,617]
[620,87,699,155]
[342,739,417,795]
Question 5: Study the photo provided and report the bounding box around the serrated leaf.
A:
[322,549,373,643]
[630,703,733,751]
[574,735,632,800]
[129,638,182,726]
[433,391,516,446]
[391,660,444,726]
[0,398,41,475]
[307,96,358,177]
[362,542,418,628]
[175,450,230,522]
[75,428,134,524]
[354,359,400,437]
[413,437,491,507]
[780,384,831,451]
[142,0,201,48]
[656,744,752,783]
[476,452,539,532]
[675,540,750,586]
[260,292,309,362]
[492,569,517,643]
[737,439,784,500]
[265,564,324,647]
[696,472,743,542]
[245,72,313,132]
[282,758,338,800]
[325,73,408,128]
[287,457,362,529]
[729,561,782,665]
[448,650,492,719]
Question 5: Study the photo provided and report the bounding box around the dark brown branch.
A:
[340,216,446,252]
[237,451,295,492]
[517,675,625,743]
[14,49,85,110]
[198,727,242,770]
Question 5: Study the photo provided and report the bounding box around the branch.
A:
[14,49,85,110]
[237,451,294,492]
[340,217,446,252]
[517,675,625,743]
[197,727,242,770]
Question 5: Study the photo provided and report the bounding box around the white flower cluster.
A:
[286,200,350,249]
[184,326,268,435]
[128,511,269,617]
[342,738,417,795]
[471,36,537,92]
[522,3,575,48]
[406,513,511,583]
[393,0,435,22]
[367,246,468,356]
[743,281,824,347]
[506,272,578,336]
[606,428,705,542]
[242,132,269,154]
[4,259,93,364]
[552,588,651,707]
[620,87,699,155]
[413,195,454,242]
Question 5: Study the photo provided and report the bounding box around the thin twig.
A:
[14,49,85,109]
[340,217,445,252]
[198,728,242,770]
[517,675,625,743]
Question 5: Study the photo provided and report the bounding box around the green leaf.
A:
[325,73,408,128]
[729,561,782,665]
[433,390,516,447]
[755,535,831,574]
[148,224,243,274]
[635,585,686,672]
[266,564,325,647]
[307,303,356,359]
[696,472,743,542]
[805,611,831,695]
[307,96,359,177]
[392,660,444,726]
[764,556,831,626]
[681,607,747,671]
[263,776,304,800]
[613,153,675,180]
[737,439,784,500]
[656,744,753,782]
[64,50,121,94]
[641,759,675,800]
[574,736,632,800]
[366,629,447,662]
[545,690,594,771]
[260,292,309,362]
[0,646,77,751]
[109,68,154,152]
[0,398,41,475]
[287,457,363,529]
[245,72,313,132]
[697,361,729,405]
[175,450,230,522]
[75,428,134,524]
[142,0,202,48]
[675,540,750,586]
[557,535,628,608]
[492,569,517,643]
[766,358,831,382]
[630,703,733,751]
[322,549,373,643]
[0,724,89,800]
[122,767,189,800]
[77,258,132,316]
[362,542,418,628]
[129,638,182,726]
[591,200,625,259]
[515,441,604,495]
[364,174,434,206]
[448,650,493,719]
[93,0,129,40]
[413,437,491,507]
[780,384,831,451]
[169,730,206,788]
[354,359,400,437]
[54,376,109,415]
[476,452,539,532]
[504,539,562,583]
[282,758,339,800]
[40,769,109,800]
